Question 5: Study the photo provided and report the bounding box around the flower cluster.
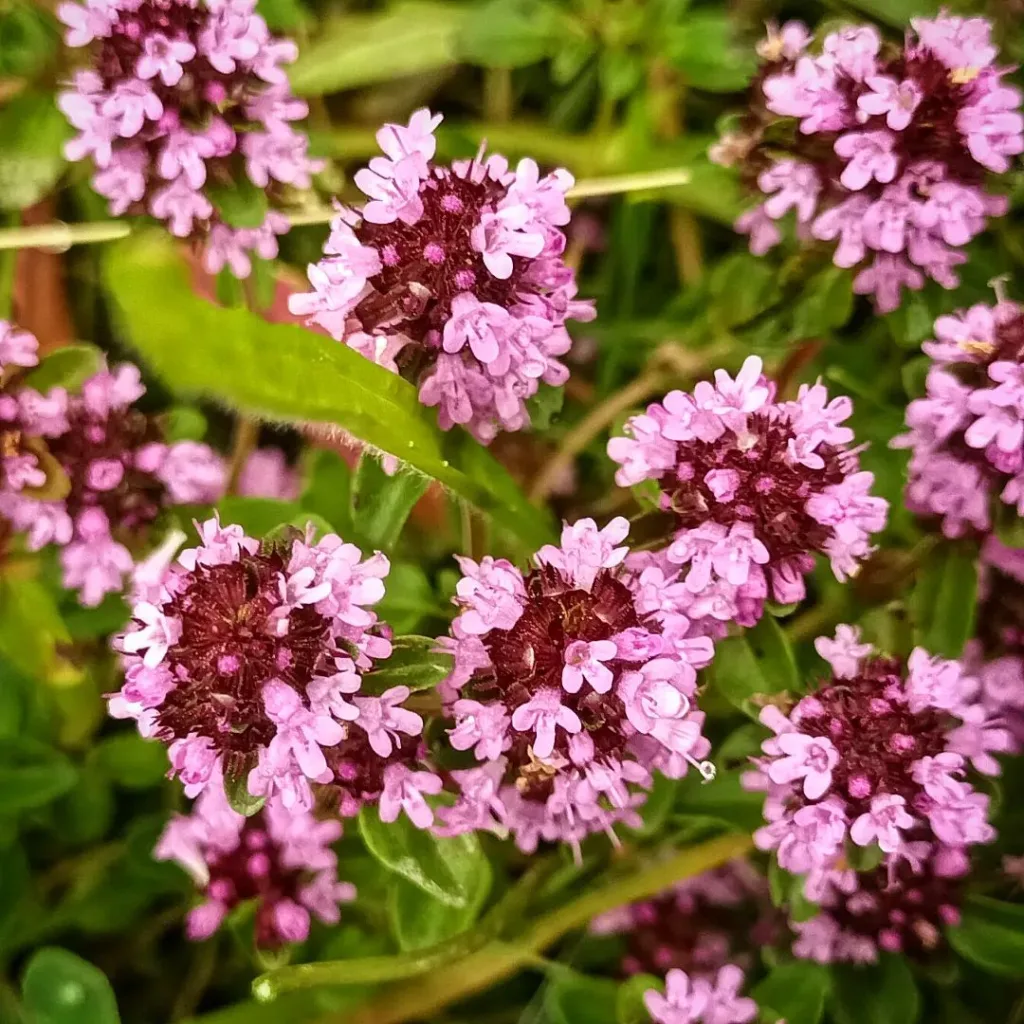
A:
[590,861,777,979]
[965,535,1024,749]
[0,322,69,500]
[155,766,355,945]
[1,360,223,605]
[895,299,1024,536]
[792,855,964,963]
[289,108,594,443]
[717,15,1023,311]
[608,356,887,635]
[434,518,715,857]
[58,0,320,277]
[644,965,758,1024]
[110,517,437,821]
[748,626,999,959]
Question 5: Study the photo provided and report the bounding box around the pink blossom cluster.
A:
[57,0,320,278]
[434,518,715,858]
[289,108,594,443]
[0,359,223,606]
[590,861,776,979]
[110,517,442,825]
[608,356,887,636]
[155,765,355,945]
[748,626,1000,960]
[718,15,1023,312]
[964,535,1024,748]
[0,322,70,499]
[238,446,299,500]
[894,300,1024,536]
[791,854,964,964]
[644,965,758,1024]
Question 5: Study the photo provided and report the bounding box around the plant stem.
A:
[0,220,131,252]
[225,416,260,496]
[295,832,751,1024]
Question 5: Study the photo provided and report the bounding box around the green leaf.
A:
[948,895,1024,978]
[256,0,307,31]
[0,738,77,815]
[360,634,453,695]
[358,805,482,908]
[844,838,884,873]
[829,954,920,1024]
[616,973,661,1024]
[457,0,563,68]
[103,233,553,551]
[708,615,799,715]
[22,344,104,395]
[377,562,438,634]
[219,496,304,539]
[300,448,352,536]
[388,854,491,950]
[526,382,565,432]
[673,768,764,832]
[0,3,57,79]
[0,91,70,212]
[910,542,979,658]
[662,12,755,91]
[627,772,677,837]
[208,178,270,229]
[288,2,466,96]
[751,961,829,1024]
[163,406,209,442]
[223,760,265,818]
[544,970,619,1024]
[841,0,940,28]
[92,734,168,790]
[350,454,429,552]
[21,948,120,1024]
[0,576,69,679]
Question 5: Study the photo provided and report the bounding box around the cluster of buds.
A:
[716,15,1023,311]
[590,861,778,979]
[156,766,355,946]
[110,517,438,821]
[58,0,320,277]
[895,299,1024,537]
[433,518,715,857]
[747,626,1000,960]
[289,109,594,443]
[608,356,887,636]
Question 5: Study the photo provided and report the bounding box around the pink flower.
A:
[510,688,582,758]
[379,763,443,829]
[136,33,196,87]
[562,639,617,694]
[766,732,839,800]
[644,968,710,1024]
[850,793,915,852]
[814,624,872,678]
[352,686,423,758]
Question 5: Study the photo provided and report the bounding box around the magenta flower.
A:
[289,108,594,443]
[608,356,887,634]
[58,0,320,277]
[434,517,715,857]
[644,964,758,1024]
[718,15,1022,311]
[111,517,431,819]
[894,299,1024,537]
[154,767,355,946]
[750,627,996,907]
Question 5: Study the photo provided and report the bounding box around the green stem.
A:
[0,220,131,252]
[255,832,750,1024]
